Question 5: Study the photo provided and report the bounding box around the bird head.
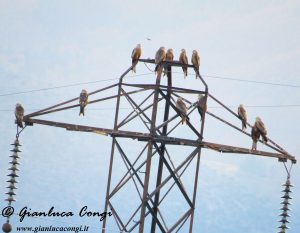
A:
[181,49,186,54]
[256,117,261,122]
[193,50,198,54]
[137,44,141,48]
[160,46,166,51]
[15,103,21,108]
[239,104,244,108]
[81,89,87,94]
[167,48,173,54]
[178,97,183,101]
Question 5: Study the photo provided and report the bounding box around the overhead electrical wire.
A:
[1,71,300,97]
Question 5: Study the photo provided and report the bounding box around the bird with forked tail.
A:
[131,44,142,73]
[238,104,247,131]
[179,49,188,78]
[176,97,188,124]
[191,50,200,79]
[163,48,174,76]
[251,117,268,150]
[15,103,24,128]
[197,94,207,121]
[155,47,166,73]
[79,89,89,116]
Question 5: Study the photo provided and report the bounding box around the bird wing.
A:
[251,126,260,140]
[176,100,187,114]
[238,106,247,121]
[183,54,188,64]
[131,48,136,59]
[166,51,174,61]
[192,54,199,68]
[180,53,188,64]
[256,120,267,134]
[198,97,207,111]
[80,93,88,104]
[155,49,165,64]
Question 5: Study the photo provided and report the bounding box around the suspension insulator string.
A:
[277,162,294,233]
[2,126,25,233]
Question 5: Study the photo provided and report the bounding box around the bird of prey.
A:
[255,117,268,142]
[131,44,142,73]
[197,94,207,121]
[251,117,268,150]
[79,89,89,116]
[163,48,174,76]
[238,104,247,131]
[176,97,188,124]
[191,50,200,79]
[155,47,166,73]
[179,49,188,78]
[15,103,24,128]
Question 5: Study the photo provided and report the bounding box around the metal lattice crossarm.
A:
[16,58,296,233]
[22,117,296,163]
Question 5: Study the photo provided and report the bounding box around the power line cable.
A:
[1,72,299,97]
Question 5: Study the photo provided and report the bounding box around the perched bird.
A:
[131,44,142,73]
[15,103,24,128]
[191,50,200,79]
[251,117,268,150]
[255,117,268,142]
[197,94,207,121]
[179,49,188,78]
[155,47,166,73]
[176,97,188,124]
[238,104,247,131]
[163,48,174,76]
[79,89,89,116]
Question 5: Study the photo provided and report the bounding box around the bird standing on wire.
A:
[238,104,247,131]
[179,49,188,78]
[131,44,142,73]
[79,89,89,116]
[15,103,24,128]
[155,46,166,73]
[176,97,188,124]
[251,117,268,150]
[163,48,174,76]
[197,94,207,121]
[191,50,200,79]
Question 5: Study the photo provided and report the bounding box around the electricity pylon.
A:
[16,58,296,233]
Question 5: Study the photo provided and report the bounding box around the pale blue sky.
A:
[0,1,300,232]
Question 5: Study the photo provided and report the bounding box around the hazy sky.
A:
[0,1,299,233]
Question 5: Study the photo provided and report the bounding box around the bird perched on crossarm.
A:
[155,47,166,73]
[131,44,142,73]
[255,117,268,142]
[251,117,268,150]
[191,50,200,79]
[163,48,174,76]
[197,94,207,121]
[15,103,24,128]
[238,104,247,131]
[176,97,188,124]
[79,89,89,116]
[179,49,188,78]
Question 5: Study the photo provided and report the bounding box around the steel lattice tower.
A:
[16,58,296,233]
